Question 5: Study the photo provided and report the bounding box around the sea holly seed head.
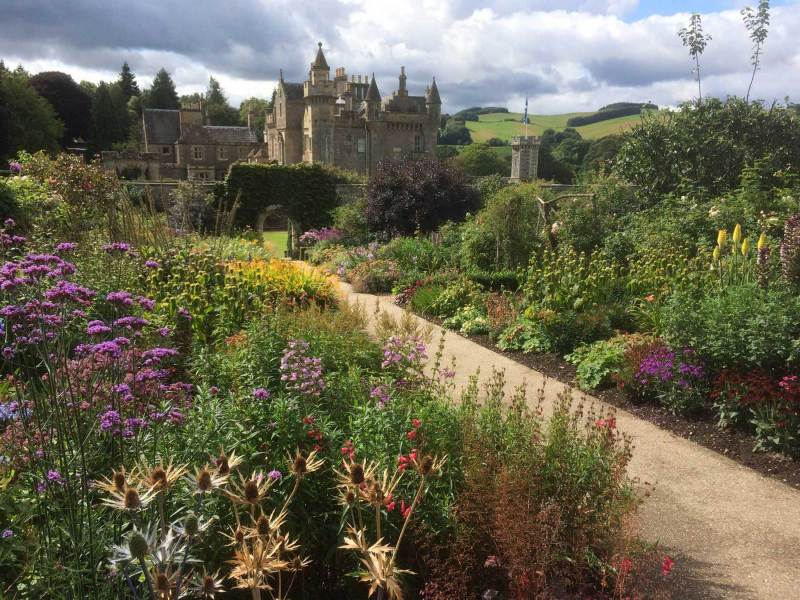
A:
[129,531,149,559]
[184,513,199,537]
[124,487,142,510]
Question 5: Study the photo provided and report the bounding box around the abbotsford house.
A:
[102,43,441,181]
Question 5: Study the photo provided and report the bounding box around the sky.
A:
[0,0,798,114]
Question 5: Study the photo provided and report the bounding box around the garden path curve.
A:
[342,284,800,600]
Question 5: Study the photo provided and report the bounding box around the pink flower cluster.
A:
[381,336,427,370]
[280,339,325,397]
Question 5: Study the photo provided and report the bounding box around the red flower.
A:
[302,415,315,425]
[386,501,396,512]
[406,430,417,441]
[312,443,322,452]
[400,499,411,519]
[661,556,674,576]
[411,418,422,429]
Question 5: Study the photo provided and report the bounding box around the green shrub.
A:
[350,258,400,293]
[332,195,369,245]
[566,336,629,390]
[442,304,490,336]
[661,283,800,372]
[409,283,444,316]
[428,276,484,318]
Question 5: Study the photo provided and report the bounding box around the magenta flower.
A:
[253,387,271,400]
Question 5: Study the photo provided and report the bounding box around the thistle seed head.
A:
[256,515,270,536]
[113,471,126,492]
[419,455,434,476]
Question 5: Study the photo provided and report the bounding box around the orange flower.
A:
[644,294,655,303]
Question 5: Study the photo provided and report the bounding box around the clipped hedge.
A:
[224,162,338,231]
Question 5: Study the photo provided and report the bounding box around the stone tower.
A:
[510,135,541,182]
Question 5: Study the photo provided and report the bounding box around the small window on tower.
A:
[414,135,421,152]
[217,146,228,160]
[161,146,171,155]
[192,146,204,160]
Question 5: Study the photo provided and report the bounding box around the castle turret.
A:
[365,73,381,120]
[310,42,330,85]
[398,66,407,97]
[426,77,441,124]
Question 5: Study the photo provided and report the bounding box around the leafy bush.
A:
[615,98,800,200]
[442,304,490,336]
[566,335,630,390]
[453,143,509,177]
[661,284,800,373]
[365,157,479,236]
[349,258,400,293]
[408,283,444,316]
[427,277,484,319]
[332,195,369,245]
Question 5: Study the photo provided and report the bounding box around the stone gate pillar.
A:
[510,135,541,182]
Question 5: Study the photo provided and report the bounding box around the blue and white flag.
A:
[522,97,528,124]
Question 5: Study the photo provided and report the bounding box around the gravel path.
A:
[343,284,800,600]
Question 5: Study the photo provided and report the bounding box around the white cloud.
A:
[1,0,799,112]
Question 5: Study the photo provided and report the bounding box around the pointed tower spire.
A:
[365,73,381,102]
[279,68,284,82]
[426,77,441,105]
[312,42,329,70]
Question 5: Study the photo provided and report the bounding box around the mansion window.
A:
[414,135,422,152]
[217,146,228,160]
[357,138,365,153]
[161,146,171,155]
[192,146,204,160]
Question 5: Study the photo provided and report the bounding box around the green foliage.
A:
[225,162,338,232]
[143,68,180,110]
[409,283,444,316]
[204,76,240,126]
[566,336,629,390]
[469,183,547,270]
[615,98,800,200]
[454,143,509,176]
[0,66,63,163]
[661,283,800,372]
[566,103,655,127]
[438,118,473,145]
[349,259,400,293]
[239,97,270,138]
[117,62,139,101]
[428,276,484,318]
[88,82,130,153]
[332,196,369,245]
[580,134,625,175]
[442,304,490,335]
[28,71,91,147]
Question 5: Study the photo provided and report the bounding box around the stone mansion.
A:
[263,43,441,175]
[102,43,441,181]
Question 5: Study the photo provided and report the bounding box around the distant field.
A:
[465,110,658,142]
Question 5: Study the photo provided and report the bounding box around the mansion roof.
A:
[143,108,257,147]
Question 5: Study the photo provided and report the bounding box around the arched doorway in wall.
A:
[278,134,286,165]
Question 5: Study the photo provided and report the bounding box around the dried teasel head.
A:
[213,448,243,476]
[186,464,228,495]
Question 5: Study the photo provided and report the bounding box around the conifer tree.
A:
[144,68,180,110]
[204,76,240,125]
[118,62,140,101]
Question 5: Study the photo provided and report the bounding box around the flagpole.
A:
[524,96,529,137]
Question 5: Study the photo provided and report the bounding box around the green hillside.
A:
[466,110,658,142]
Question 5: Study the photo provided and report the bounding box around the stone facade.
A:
[103,102,261,181]
[510,136,541,182]
[264,43,441,175]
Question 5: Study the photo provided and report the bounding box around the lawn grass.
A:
[262,230,288,255]
[466,110,659,142]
